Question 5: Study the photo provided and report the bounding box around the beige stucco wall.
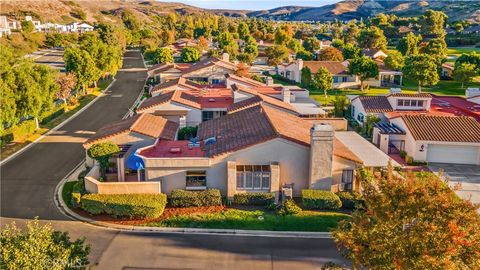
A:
[305,118,348,131]
[331,156,358,188]
[138,101,201,127]
[144,138,313,196]
[84,165,161,194]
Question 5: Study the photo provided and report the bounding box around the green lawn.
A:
[144,209,349,232]
[446,47,480,63]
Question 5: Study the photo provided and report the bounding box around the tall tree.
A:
[312,67,333,104]
[342,43,361,60]
[358,26,387,50]
[397,32,422,56]
[455,52,480,74]
[55,72,77,106]
[421,9,448,38]
[453,63,477,89]
[421,38,447,62]
[303,37,320,53]
[64,47,100,93]
[153,47,174,64]
[317,47,344,61]
[197,36,209,52]
[237,22,250,41]
[21,20,35,33]
[348,56,379,91]
[300,67,312,88]
[384,51,405,71]
[403,54,439,92]
[180,46,201,63]
[265,45,289,66]
[333,167,480,269]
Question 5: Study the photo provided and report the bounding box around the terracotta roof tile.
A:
[401,115,480,142]
[303,61,348,75]
[231,84,298,114]
[180,57,237,75]
[225,73,266,87]
[388,93,432,98]
[358,96,393,113]
[84,114,179,147]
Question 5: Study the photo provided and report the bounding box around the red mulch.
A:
[74,205,226,226]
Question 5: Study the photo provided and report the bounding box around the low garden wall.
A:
[84,165,161,194]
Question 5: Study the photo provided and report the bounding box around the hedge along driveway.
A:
[144,209,350,232]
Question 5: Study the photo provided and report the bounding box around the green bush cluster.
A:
[336,191,365,210]
[233,192,275,206]
[177,126,198,140]
[277,199,302,216]
[80,193,167,219]
[40,108,65,125]
[301,190,342,210]
[71,181,84,208]
[170,189,222,207]
[10,120,36,142]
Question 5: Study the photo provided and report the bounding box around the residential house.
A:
[136,88,233,127]
[370,59,403,87]
[135,104,396,198]
[148,55,237,85]
[441,63,454,79]
[350,90,433,124]
[277,59,358,88]
[373,115,480,165]
[83,113,179,181]
[362,49,388,60]
[466,88,480,105]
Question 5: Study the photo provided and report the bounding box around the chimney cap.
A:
[312,124,333,132]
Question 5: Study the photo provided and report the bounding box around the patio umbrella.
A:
[126,150,144,170]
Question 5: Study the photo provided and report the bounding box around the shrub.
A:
[70,181,84,208]
[233,192,275,206]
[10,120,36,142]
[0,132,13,147]
[337,191,365,210]
[277,199,302,216]
[177,126,197,140]
[80,193,167,219]
[87,142,120,179]
[302,190,342,210]
[170,189,222,207]
[40,108,65,125]
[399,150,407,159]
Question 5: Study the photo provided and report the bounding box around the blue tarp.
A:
[126,151,144,170]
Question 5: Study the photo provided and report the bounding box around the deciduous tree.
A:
[403,54,439,92]
[347,56,379,91]
[312,67,333,104]
[180,46,201,63]
[303,37,320,53]
[55,73,77,106]
[333,167,480,270]
[397,32,422,56]
[300,67,312,88]
[453,63,477,88]
[358,26,387,50]
[384,51,405,71]
[0,219,90,270]
[153,47,174,64]
[265,45,289,66]
[317,47,344,61]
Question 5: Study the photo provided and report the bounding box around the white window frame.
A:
[186,171,207,190]
[342,170,354,191]
[236,165,271,191]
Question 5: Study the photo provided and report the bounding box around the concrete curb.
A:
[0,78,116,166]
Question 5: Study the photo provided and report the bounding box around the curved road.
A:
[0,50,348,269]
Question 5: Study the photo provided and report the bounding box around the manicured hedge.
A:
[336,191,365,210]
[233,192,275,206]
[301,190,342,210]
[170,189,222,207]
[80,193,167,218]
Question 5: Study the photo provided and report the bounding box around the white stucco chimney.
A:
[309,124,334,190]
[222,53,230,62]
[282,87,291,103]
[265,76,274,86]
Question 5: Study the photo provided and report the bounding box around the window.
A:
[202,111,226,122]
[417,100,424,107]
[333,76,339,83]
[397,99,404,106]
[410,100,417,107]
[342,76,348,82]
[186,171,206,189]
[342,170,353,191]
[236,165,271,190]
[404,100,411,106]
[211,79,222,84]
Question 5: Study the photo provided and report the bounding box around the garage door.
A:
[427,144,479,165]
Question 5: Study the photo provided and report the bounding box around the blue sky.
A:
[156,0,337,10]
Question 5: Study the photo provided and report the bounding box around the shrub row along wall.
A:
[233,192,275,206]
[80,193,167,219]
[170,189,222,207]
[301,190,342,210]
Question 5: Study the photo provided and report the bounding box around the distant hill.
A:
[243,0,480,23]
[1,0,479,24]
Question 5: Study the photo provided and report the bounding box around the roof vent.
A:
[204,136,216,145]
[169,147,181,153]
[208,98,215,102]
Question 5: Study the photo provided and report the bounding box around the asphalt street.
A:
[0,50,349,269]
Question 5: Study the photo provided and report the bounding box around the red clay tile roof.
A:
[139,140,206,158]
[303,61,348,75]
[388,93,432,98]
[198,104,362,163]
[83,114,179,147]
[357,96,393,113]
[180,57,237,75]
[150,78,201,94]
[225,73,266,87]
[401,115,480,142]
[231,84,298,114]
[228,96,263,113]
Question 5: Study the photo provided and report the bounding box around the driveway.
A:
[0,50,349,268]
[429,163,480,207]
